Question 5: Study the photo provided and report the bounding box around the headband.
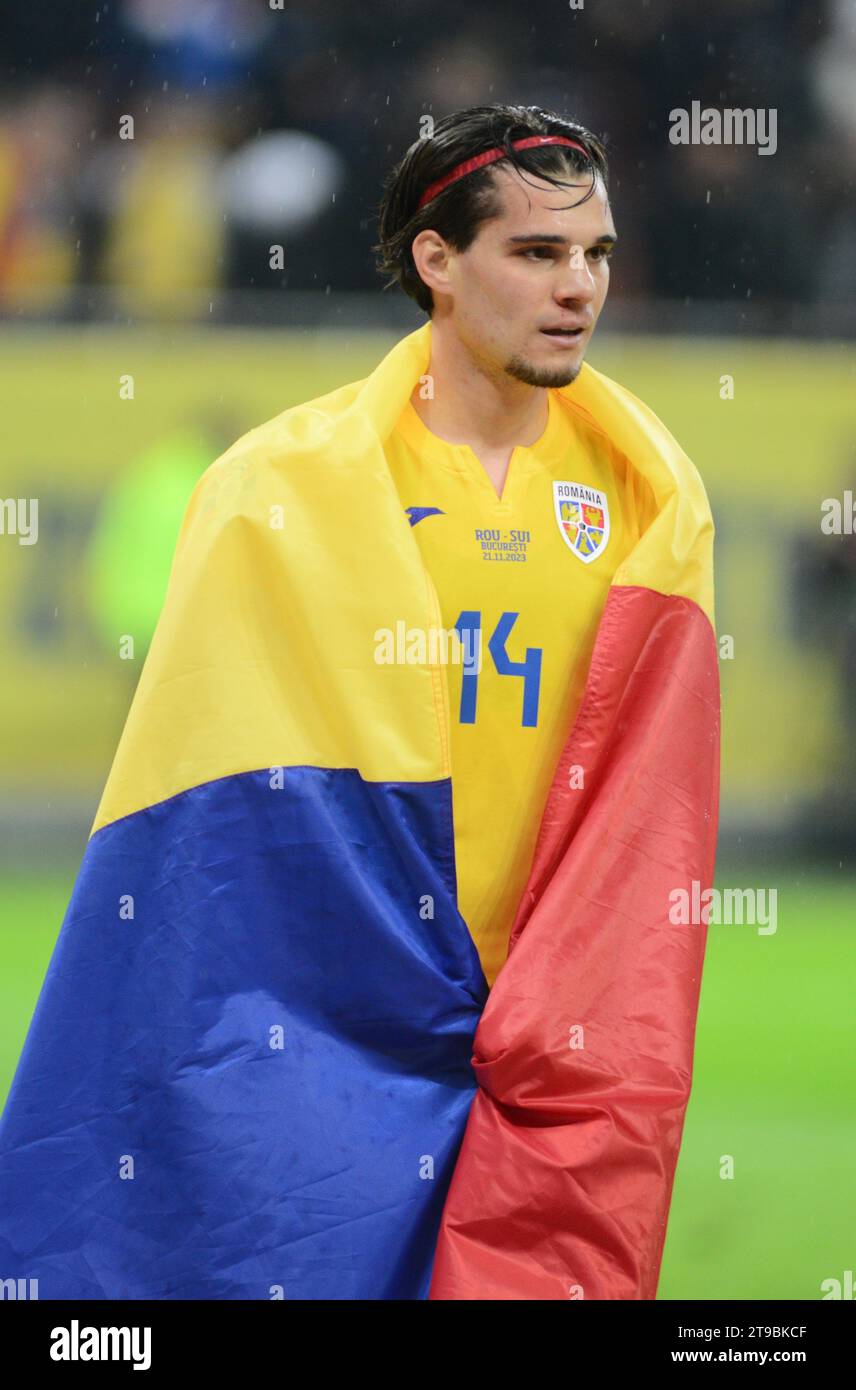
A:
[416,134,590,210]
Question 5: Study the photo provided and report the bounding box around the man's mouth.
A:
[540,326,587,343]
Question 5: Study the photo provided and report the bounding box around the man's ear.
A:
[411,229,453,302]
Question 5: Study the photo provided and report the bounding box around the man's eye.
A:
[588,245,615,261]
[522,247,554,260]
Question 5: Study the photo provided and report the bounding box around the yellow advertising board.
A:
[0,328,852,820]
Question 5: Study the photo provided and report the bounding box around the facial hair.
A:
[503,352,583,389]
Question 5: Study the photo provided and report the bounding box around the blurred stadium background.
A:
[1,0,854,1300]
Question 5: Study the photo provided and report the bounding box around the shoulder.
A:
[552,383,656,519]
[192,373,368,497]
[561,359,713,517]
[553,386,626,468]
[173,372,370,553]
[215,375,368,471]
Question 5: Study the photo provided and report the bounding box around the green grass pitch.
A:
[1,863,853,1300]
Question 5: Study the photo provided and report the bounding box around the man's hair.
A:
[373,103,609,316]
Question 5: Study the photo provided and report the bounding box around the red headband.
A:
[416,134,590,210]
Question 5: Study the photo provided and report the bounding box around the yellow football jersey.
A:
[385,387,656,987]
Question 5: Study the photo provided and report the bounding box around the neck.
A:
[410,315,549,456]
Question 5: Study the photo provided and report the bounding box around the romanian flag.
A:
[0,321,719,1300]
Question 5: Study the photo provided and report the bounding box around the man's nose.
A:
[554,249,597,302]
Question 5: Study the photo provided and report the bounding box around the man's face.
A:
[429,166,617,388]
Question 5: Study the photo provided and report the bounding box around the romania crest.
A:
[553,481,610,564]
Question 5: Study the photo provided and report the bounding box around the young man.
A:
[0,105,719,1301]
[376,106,655,989]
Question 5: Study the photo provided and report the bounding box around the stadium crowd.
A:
[0,0,854,317]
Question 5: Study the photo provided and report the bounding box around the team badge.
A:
[553,481,610,563]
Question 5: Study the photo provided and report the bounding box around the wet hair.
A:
[373,103,609,315]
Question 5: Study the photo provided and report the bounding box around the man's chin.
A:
[503,351,584,389]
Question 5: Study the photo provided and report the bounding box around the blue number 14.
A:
[453,610,542,727]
